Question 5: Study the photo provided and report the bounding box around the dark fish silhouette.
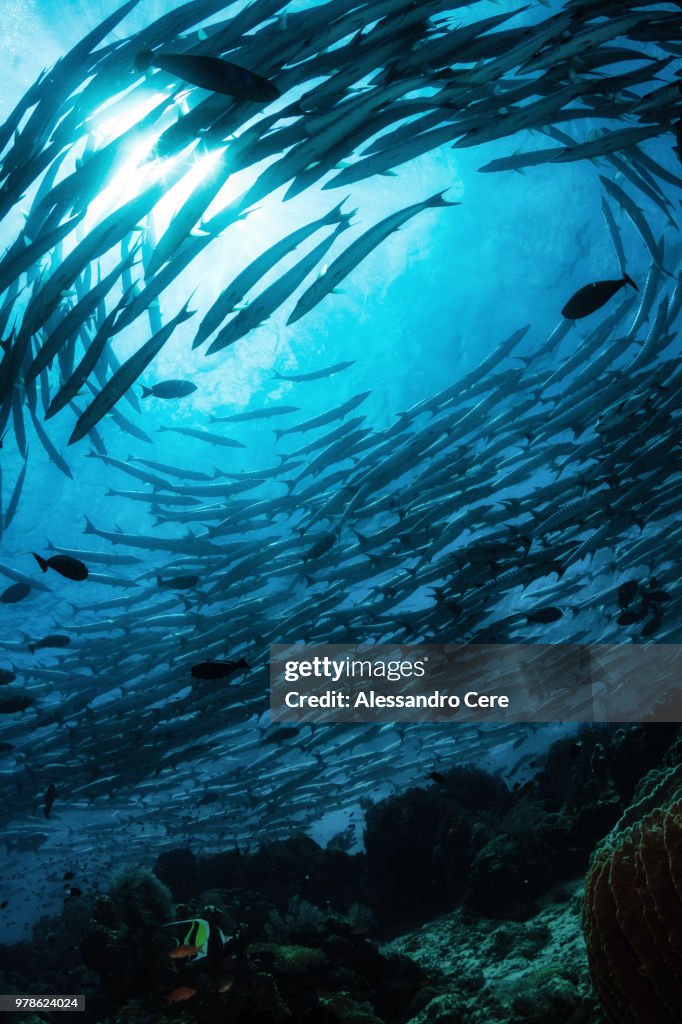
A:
[0,694,33,713]
[0,581,30,603]
[141,380,197,400]
[0,669,16,685]
[33,553,88,581]
[618,580,638,609]
[263,726,300,745]
[137,50,280,103]
[617,609,644,627]
[562,274,637,318]
[525,606,563,624]
[191,658,249,680]
[157,574,200,590]
[28,634,71,654]
[43,783,57,819]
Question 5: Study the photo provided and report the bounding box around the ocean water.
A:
[0,0,679,996]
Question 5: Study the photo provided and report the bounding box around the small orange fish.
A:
[168,944,202,960]
[167,986,197,1004]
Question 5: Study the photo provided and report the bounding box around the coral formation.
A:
[391,879,600,1024]
[583,762,682,1024]
[1,726,679,1024]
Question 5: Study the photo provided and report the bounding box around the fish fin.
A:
[32,553,48,573]
[623,273,638,292]
[83,516,96,535]
[429,190,461,208]
[324,196,352,224]
[141,385,153,398]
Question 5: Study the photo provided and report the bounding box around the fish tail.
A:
[32,553,48,573]
[324,197,349,224]
[83,516,96,535]
[273,429,286,442]
[428,190,460,208]
[327,197,356,228]
[141,385,153,398]
[27,642,35,654]
[623,273,638,292]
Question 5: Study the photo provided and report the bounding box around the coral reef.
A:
[1,725,679,1024]
[80,866,175,1003]
[365,726,678,926]
[583,761,682,1024]
[391,879,601,1024]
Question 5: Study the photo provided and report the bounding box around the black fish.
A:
[191,658,249,680]
[562,274,637,319]
[0,581,31,603]
[141,380,197,400]
[0,669,16,685]
[525,606,563,624]
[28,634,71,653]
[618,580,638,609]
[641,612,663,637]
[67,887,83,898]
[263,726,300,745]
[44,783,57,819]
[0,694,33,713]
[304,532,337,561]
[0,900,7,909]
[33,553,88,581]
[427,770,447,785]
[617,609,643,626]
[157,574,199,590]
[137,50,280,103]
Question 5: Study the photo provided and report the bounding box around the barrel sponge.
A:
[583,762,682,1024]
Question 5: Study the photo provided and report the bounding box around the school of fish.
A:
[0,0,681,912]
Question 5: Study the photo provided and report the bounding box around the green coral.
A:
[265,896,327,941]
[249,942,327,974]
[107,866,174,929]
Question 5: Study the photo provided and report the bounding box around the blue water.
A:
[0,0,679,940]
